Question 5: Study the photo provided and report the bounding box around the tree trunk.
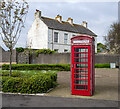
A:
[9,48,12,77]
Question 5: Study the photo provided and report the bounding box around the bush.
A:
[16,47,24,53]
[95,63,110,68]
[2,71,57,94]
[2,64,71,71]
[35,49,57,57]
[2,63,110,71]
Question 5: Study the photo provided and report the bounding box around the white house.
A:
[27,10,97,53]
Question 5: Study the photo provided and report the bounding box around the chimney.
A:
[35,9,41,18]
[67,17,73,25]
[82,21,87,28]
[55,15,62,23]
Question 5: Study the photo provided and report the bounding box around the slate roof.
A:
[41,16,97,36]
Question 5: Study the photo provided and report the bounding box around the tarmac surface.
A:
[2,93,119,107]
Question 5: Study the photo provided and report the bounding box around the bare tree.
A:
[0,0,29,76]
[104,22,120,54]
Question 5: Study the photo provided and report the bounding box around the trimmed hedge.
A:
[1,71,57,94]
[95,63,110,68]
[2,64,71,71]
[2,63,111,71]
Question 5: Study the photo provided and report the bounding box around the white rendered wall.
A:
[48,29,97,53]
[48,29,79,52]
[27,17,48,49]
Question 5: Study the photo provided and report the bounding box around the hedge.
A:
[1,71,57,94]
[2,63,111,71]
[95,63,110,68]
[2,64,71,71]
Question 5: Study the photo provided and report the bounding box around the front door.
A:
[71,45,90,96]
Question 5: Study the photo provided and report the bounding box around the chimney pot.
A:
[67,17,73,25]
[82,21,87,28]
[55,15,62,23]
[35,9,41,18]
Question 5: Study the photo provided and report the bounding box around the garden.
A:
[0,63,111,94]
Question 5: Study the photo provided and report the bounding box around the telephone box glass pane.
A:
[76,74,85,79]
[76,48,86,52]
[76,85,85,90]
[76,69,86,73]
[81,53,85,57]
[76,59,88,63]
[76,80,85,84]
[76,64,88,68]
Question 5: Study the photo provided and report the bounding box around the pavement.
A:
[1,68,120,108]
[45,69,119,101]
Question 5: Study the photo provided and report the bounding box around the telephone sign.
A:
[71,35,95,96]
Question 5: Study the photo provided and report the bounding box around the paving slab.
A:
[45,69,119,101]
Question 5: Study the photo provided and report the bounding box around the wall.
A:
[31,53,70,64]
[0,47,16,63]
[17,51,30,64]
[48,29,80,53]
[95,54,120,65]
[27,15,48,49]
[48,29,97,53]
[17,53,120,67]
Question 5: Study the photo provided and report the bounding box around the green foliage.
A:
[97,43,107,53]
[1,70,57,94]
[95,63,110,68]
[2,63,111,71]
[16,47,24,53]
[2,64,70,71]
[35,49,58,57]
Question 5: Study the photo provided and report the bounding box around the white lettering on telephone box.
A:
[73,40,89,43]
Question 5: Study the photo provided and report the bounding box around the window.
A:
[54,32,58,43]
[64,33,68,44]
[64,49,68,52]
[54,49,58,52]
[72,34,76,37]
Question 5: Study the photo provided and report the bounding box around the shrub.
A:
[95,63,110,68]
[35,49,57,57]
[2,71,57,94]
[2,63,110,71]
[16,47,24,53]
[2,64,71,71]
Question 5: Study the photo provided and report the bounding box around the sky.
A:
[0,1,119,50]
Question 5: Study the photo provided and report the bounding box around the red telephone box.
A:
[71,35,95,96]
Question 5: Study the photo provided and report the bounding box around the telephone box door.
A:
[71,45,91,96]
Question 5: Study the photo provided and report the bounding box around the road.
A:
[1,93,119,108]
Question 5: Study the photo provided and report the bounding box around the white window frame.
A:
[64,33,68,44]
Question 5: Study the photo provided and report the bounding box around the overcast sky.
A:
[0,1,119,50]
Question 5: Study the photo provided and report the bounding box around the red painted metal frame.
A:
[71,35,95,96]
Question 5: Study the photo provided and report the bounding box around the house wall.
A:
[48,29,80,52]
[27,17,48,49]
[48,29,97,53]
